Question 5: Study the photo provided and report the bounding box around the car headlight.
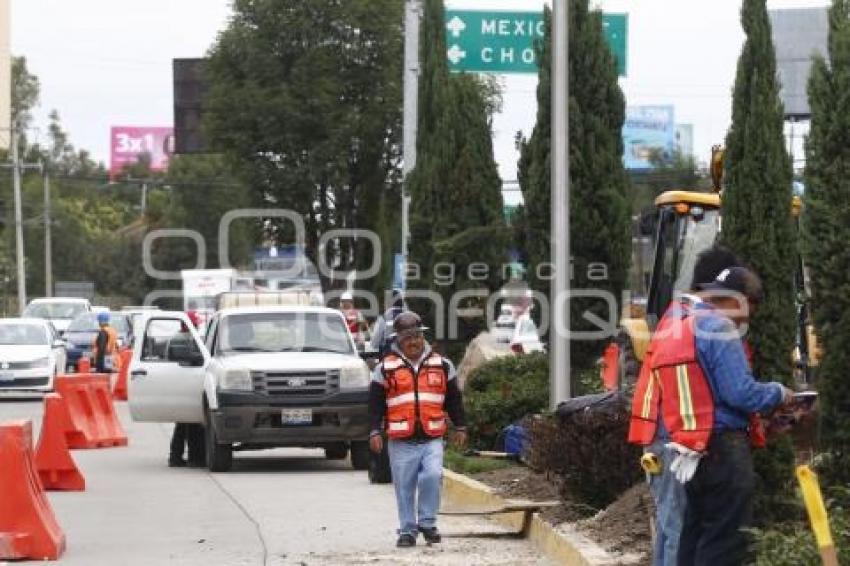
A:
[340,362,370,389]
[30,357,50,369]
[220,368,253,391]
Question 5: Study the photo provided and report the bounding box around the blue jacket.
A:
[692,301,783,432]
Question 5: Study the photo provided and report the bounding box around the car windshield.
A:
[23,302,86,320]
[218,312,353,355]
[67,313,100,332]
[0,323,48,345]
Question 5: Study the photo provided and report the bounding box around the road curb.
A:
[442,469,635,565]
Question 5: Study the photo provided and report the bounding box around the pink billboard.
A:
[109,126,174,177]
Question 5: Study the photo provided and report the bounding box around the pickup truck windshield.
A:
[218,312,353,355]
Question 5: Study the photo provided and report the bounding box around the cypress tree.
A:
[518,2,630,372]
[720,0,796,520]
[407,0,507,345]
[804,0,850,484]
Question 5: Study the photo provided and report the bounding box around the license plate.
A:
[281,409,313,425]
[0,372,14,382]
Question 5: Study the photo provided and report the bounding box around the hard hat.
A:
[97,311,110,324]
[341,291,354,302]
[393,311,427,337]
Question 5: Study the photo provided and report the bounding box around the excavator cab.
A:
[609,146,818,390]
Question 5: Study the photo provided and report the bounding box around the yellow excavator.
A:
[607,146,819,389]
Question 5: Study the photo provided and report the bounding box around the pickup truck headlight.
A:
[340,362,370,389]
[220,368,253,391]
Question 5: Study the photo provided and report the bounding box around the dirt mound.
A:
[578,482,652,559]
[471,466,652,562]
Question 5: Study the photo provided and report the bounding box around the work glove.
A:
[665,442,703,483]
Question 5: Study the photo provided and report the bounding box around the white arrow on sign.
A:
[446,16,466,38]
[447,44,467,65]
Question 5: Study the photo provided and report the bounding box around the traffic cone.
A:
[112,349,132,401]
[0,420,66,560]
[34,394,85,491]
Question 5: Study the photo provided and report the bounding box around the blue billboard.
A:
[622,105,676,170]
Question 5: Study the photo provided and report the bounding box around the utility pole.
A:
[140,181,148,215]
[43,167,52,297]
[11,123,26,313]
[550,0,571,408]
[400,0,421,287]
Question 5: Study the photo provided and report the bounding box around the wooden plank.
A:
[440,499,560,516]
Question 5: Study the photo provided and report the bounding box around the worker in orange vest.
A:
[630,266,793,565]
[368,311,467,547]
[91,311,119,373]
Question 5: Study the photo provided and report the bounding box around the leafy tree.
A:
[803,0,850,484]
[406,0,507,345]
[517,2,630,372]
[204,0,403,296]
[721,0,796,521]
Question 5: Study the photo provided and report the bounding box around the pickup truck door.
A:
[128,312,209,423]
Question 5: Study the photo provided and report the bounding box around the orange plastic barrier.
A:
[90,375,128,447]
[77,357,91,373]
[0,420,66,560]
[34,394,85,491]
[112,349,132,401]
[54,375,119,448]
[601,342,620,392]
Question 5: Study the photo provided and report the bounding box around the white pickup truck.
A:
[127,306,372,472]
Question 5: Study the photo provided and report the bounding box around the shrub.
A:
[526,405,642,510]
[464,352,548,450]
[750,506,849,565]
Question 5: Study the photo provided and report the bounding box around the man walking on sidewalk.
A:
[368,311,467,547]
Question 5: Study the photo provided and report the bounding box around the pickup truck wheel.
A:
[325,443,349,460]
[205,408,233,472]
[350,441,370,471]
[367,439,392,483]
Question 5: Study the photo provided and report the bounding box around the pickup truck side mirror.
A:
[359,349,380,370]
[168,342,205,367]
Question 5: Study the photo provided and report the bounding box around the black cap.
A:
[392,311,428,335]
[697,266,764,302]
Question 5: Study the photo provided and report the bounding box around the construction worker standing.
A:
[628,246,742,566]
[370,289,406,354]
[368,311,467,547]
[630,266,793,565]
[91,311,119,373]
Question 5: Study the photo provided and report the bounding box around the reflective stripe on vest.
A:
[628,300,715,452]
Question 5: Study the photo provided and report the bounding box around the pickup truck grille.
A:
[252,370,340,396]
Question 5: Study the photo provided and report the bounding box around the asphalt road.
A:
[1,397,551,566]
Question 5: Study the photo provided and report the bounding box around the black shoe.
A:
[396,533,416,547]
[419,526,441,544]
[168,457,187,468]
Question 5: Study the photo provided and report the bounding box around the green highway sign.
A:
[445,10,627,76]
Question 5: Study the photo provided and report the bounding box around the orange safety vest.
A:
[628,301,715,452]
[382,352,449,440]
[92,326,120,370]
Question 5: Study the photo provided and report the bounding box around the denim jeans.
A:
[387,438,444,535]
[648,440,687,566]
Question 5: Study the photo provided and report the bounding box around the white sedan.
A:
[0,318,67,394]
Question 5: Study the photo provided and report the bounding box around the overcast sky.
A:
[12,0,830,205]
